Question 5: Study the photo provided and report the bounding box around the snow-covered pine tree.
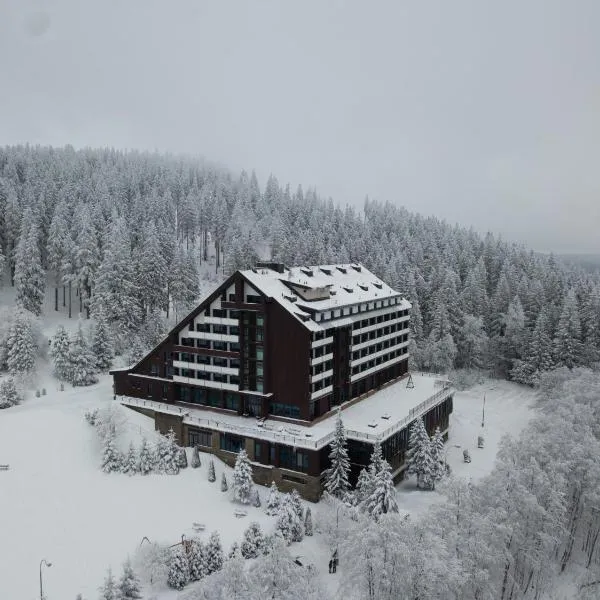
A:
[323,411,351,499]
[90,308,113,371]
[265,481,281,515]
[188,538,207,582]
[205,531,224,575]
[354,467,374,506]
[99,567,117,600]
[190,445,201,468]
[241,521,265,559]
[232,449,254,504]
[252,488,261,508]
[6,310,37,374]
[228,541,241,559]
[50,325,71,381]
[275,495,303,544]
[167,547,190,590]
[0,377,21,409]
[138,437,154,475]
[207,458,216,482]
[221,472,228,492]
[177,447,188,469]
[289,489,303,520]
[14,216,45,316]
[123,442,139,476]
[406,418,435,490]
[69,321,98,386]
[101,432,123,473]
[430,426,446,486]
[117,558,142,599]
[363,457,398,520]
[155,429,180,475]
[304,507,313,536]
[553,288,583,369]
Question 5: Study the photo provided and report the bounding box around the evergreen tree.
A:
[221,472,228,492]
[117,558,142,599]
[90,308,113,371]
[69,321,98,386]
[167,547,190,590]
[0,377,21,409]
[324,411,351,499]
[92,217,141,332]
[99,567,117,600]
[289,489,303,520]
[553,288,583,369]
[430,427,446,486]
[355,467,374,506]
[241,521,265,558]
[155,429,180,474]
[208,458,216,482]
[275,495,303,544]
[205,531,224,574]
[252,488,261,508]
[47,198,71,312]
[228,541,241,559]
[50,325,71,381]
[14,217,45,316]
[6,310,37,374]
[265,481,281,515]
[406,418,434,490]
[232,449,254,504]
[122,442,139,475]
[188,538,207,582]
[177,447,188,469]
[190,445,201,468]
[304,507,313,536]
[138,437,154,475]
[363,457,398,519]
[74,206,100,318]
[101,432,123,473]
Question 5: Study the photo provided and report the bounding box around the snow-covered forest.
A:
[1,144,599,384]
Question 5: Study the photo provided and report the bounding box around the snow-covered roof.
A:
[240,263,411,332]
[118,373,453,451]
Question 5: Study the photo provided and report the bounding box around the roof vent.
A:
[320,267,332,276]
[358,283,368,291]
[300,267,314,277]
[343,286,353,293]
[373,282,383,289]
[351,264,362,272]
[336,266,347,274]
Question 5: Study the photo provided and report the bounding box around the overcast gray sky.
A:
[1,0,599,254]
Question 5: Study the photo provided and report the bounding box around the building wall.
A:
[265,299,311,420]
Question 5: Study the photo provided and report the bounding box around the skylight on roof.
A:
[320,267,332,275]
[358,283,368,291]
[373,282,383,289]
[336,266,347,274]
[343,286,353,293]
[300,267,314,277]
[351,264,362,272]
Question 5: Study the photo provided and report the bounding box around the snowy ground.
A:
[0,370,536,600]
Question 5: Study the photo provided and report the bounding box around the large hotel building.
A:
[112,263,453,500]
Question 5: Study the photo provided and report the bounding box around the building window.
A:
[189,429,212,448]
[213,341,227,351]
[246,294,261,304]
[254,441,262,460]
[150,364,159,376]
[220,433,244,453]
[225,392,240,411]
[269,403,300,419]
[256,347,264,360]
[230,342,241,352]
[207,390,221,407]
[280,447,308,472]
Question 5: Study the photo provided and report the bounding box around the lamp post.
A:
[39,559,52,600]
